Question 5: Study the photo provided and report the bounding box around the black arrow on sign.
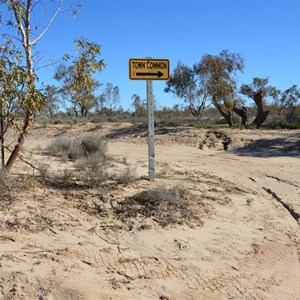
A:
[136,71,164,78]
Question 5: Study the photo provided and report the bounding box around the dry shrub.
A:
[116,185,204,228]
[117,165,136,185]
[47,135,107,161]
[0,170,32,202]
[45,135,110,187]
[76,157,108,187]
[47,137,73,160]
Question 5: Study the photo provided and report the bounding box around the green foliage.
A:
[193,50,244,127]
[165,61,208,117]
[271,120,300,130]
[40,85,60,118]
[163,119,181,127]
[131,94,146,117]
[195,50,244,107]
[166,50,244,127]
[0,39,44,137]
[240,77,280,103]
[0,0,65,171]
[98,82,120,113]
[240,77,281,128]
[275,85,300,121]
[55,37,105,117]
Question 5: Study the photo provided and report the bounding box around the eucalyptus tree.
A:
[98,82,120,115]
[0,0,66,171]
[165,61,208,118]
[54,38,105,117]
[41,85,60,119]
[240,77,280,128]
[276,85,300,121]
[0,40,33,167]
[131,94,146,117]
[194,50,245,127]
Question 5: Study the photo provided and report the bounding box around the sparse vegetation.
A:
[43,135,110,187]
[117,165,137,185]
[115,185,205,228]
[0,170,33,202]
[47,135,107,161]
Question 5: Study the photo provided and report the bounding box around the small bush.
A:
[76,136,107,159]
[116,185,203,228]
[75,155,108,187]
[272,120,300,130]
[163,119,181,127]
[45,135,110,187]
[117,165,136,185]
[0,170,32,201]
[47,137,73,160]
[47,136,107,161]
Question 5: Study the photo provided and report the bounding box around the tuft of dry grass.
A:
[115,185,204,228]
[0,170,33,202]
[43,135,110,187]
[117,165,137,185]
[47,135,107,161]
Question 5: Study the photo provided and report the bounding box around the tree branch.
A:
[25,0,32,47]
[31,0,64,46]
[10,1,27,44]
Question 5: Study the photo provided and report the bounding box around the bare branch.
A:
[10,1,26,44]
[31,0,64,46]
[25,0,32,46]
[4,145,39,171]
[31,0,42,12]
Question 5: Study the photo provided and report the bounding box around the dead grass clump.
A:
[117,165,137,185]
[43,136,110,187]
[75,136,107,160]
[76,157,108,187]
[0,170,33,202]
[47,137,73,160]
[47,135,107,161]
[116,185,204,228]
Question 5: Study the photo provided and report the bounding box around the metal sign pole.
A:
[146,79,155,181]
[129,57,169,181]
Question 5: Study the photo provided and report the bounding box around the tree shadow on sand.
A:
[232,134,300,158]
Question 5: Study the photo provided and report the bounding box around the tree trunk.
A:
[233,106,248,126]
[252,92,269,129]
[0,112,4,168]
[286,107,296,122]
[214,103,233,127]
[4,1,63,172]
[74,107,78,118]
[5,109,33,171]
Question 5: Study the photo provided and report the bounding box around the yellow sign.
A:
[129,58,169,80]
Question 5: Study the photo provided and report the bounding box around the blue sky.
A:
[6,0,300,110]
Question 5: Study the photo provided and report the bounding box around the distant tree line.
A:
[41,50,300,130]
[165,50,300,128]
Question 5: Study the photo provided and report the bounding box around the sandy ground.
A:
[0,122,299,300]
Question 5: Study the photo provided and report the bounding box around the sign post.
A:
[146,79,155,181]
[129,58,169,181]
